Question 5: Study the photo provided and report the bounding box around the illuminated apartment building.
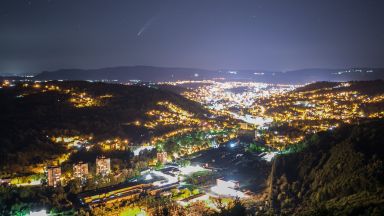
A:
[96,156,111,176]
[73,162,89,179]
[157,152,168,164]
[47,166,61,187]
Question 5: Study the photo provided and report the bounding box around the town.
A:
[2,1,384,214]
[1,79,384,215]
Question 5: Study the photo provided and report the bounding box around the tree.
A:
[213,198,247,216]
[67,179,82,194]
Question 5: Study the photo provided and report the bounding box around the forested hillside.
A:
[270,120,384,215]
[0,81,208,176]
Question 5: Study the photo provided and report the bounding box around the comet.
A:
[137,17,157,37]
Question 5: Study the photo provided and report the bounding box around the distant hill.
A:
[34,66,214,82]
[32,66,384,84]
[295,80,384,95]
[270,120,384,215]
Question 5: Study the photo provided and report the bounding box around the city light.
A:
[28,210,48,216]
[260,152,277,162]
[211,185,247,198]
[145,174,153,181]
[2,79,384,215]
[1,0,384,213]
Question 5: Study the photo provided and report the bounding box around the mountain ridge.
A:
[26,66,384,84]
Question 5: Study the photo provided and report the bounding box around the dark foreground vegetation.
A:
[271,120,384,215]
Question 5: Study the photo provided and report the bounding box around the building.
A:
[239,122,249,130]
[47,166,61,187]
[78,181,152,207]
[157,152,168,164]
[216,178,239,189]
[211,178,246,198]
[177,193,208,207]
[73,162,89,179]
[96,156,111,176]
[255,130,261,140]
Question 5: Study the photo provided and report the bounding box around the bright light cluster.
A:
[182,81,297,111]
[253,83,384,148]
[179,165,207,175]
[144,101,201,128]
[178,81,297,128]
[99,138,129,151]
[139,100,225,151]
[69,92,100,108]
[8,81,113,108]
[211,185,247,198]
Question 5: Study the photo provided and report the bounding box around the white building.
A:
[216,178,239,189]
[211,178,246,198]
[96,156,111,176]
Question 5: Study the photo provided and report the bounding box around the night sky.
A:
[1,0,384,74]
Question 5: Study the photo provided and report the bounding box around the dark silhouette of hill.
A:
[295,80,384,95]
[270,120,384,215]
[34,66,214,82]
[32,66,384,84]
